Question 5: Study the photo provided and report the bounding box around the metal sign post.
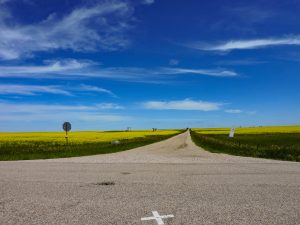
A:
[63,122,71,145]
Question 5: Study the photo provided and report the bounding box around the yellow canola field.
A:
[193,126,300,134]
[0,130,180,143]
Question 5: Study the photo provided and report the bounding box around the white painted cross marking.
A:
[141,211,174,225]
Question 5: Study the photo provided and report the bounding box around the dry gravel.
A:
[42,131,283,164]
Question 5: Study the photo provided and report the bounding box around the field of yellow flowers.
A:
[0,130,179,143]
[193,126,300,134]
[0,130,181,160]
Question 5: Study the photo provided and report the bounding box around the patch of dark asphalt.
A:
[93,181,115,186]
[121,172,131,175]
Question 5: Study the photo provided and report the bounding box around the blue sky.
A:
[0,0,300,131]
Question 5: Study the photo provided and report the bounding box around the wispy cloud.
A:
[0,102,127,122]
[0,83,115,96]
[142,99,223,111]
[225,109,242,114]
[142,0,155,5]
[215,59,266,66]
[0,1,133,60]
[95,103,124,110]
[161,68,237,77]
[79,84,116,97]
[0,59,238,81]
[0,84,72,96]
[189,36,300,52]
[73,67,238,79]
[0,102,124,113]
[0,0,11,4]
[0,59,89,76]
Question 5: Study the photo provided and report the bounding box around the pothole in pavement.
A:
[93,181,115,186]
[121,172,131,175]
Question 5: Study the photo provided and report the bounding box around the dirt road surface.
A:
[0,131,299,224]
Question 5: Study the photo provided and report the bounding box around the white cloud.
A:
[0,49,20,60]
[72,67,237,79]
[0,59,238,81]
[0,103,92,113]
[0,0,10,4]
[79,84,116,97]
[0,59,89,77]
[0,1,133,60]
[143,99,223,111]
[189,36,300,51]
[0,84,72,96]
[0,83,115,96]
[0,102,127,122]
[95,103,124,110]
[216,59,266,65]
[142,0,155,5]
[161,68,237,77]
[225,109,242,114]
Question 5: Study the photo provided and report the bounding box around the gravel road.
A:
[0,131,299,224]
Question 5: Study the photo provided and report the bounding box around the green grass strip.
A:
[190,130,300,162]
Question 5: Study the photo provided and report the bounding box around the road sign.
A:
[63,122,71,145]
[63,122,71,132]
[141,211,174,225]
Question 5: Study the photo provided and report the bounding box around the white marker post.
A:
[229,127,235,138]
[141,211,174,225]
